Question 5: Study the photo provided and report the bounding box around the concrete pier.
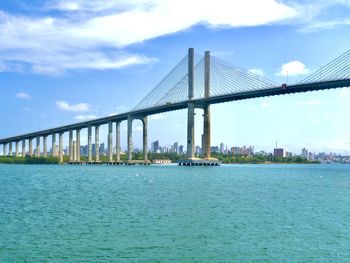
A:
[3,144,6,157]
[52,133,57,157]
[9,142,12,157]
[95,125,100,162]
[187,48,195,159]
[36,136,40,157]
[59,133,63,163]
[69,130,73,162]
[88,126,92,162]
[108,122,113,163]
[43,136,47,158]
[142,117,148,161]
[29,139,33,157]
[76,129,80,162]
[22,139,25,157]
[127,117,133,161]
[116,122,121,162]
[15,141,19,157]
[73,141,77,162]
[203,51,211,159]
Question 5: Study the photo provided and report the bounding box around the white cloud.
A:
[249,68,264,76]
[0,0,297,74]
[74,114,97,121]
[276,60,309,77]
[149,113,165,121]
[56,100,90,112]
[300,19,350,33]
[15,92,32,99]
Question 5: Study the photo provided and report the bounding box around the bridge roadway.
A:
[1,78,349,144]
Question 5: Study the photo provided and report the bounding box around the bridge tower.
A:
[187,48,195,159]
[203,51,211,159]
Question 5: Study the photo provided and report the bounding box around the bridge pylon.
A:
[187,48,195,159]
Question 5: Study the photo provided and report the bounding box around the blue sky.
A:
[1,0,350,154]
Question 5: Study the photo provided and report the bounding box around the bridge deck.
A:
[1,79,350,144]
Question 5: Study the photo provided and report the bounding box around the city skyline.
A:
[1,1,350,154]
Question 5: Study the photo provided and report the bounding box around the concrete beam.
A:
[116,121,121,162]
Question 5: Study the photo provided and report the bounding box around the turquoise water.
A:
[1,164,350,262]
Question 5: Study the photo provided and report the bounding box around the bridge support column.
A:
[127,117,133,161]
[9,142,12,157]
[187,48,195,159]
[52,133,57,157]
[36,136,40,157]
[76,129,80,162]
[29,139,33,157]
[59,132,63,163]
[95,125,100,162]
[143,116,148,161]
[88,126,92,162]
[203,51,211,159]
[3,144,6,157]
[22,139,25,157]
[73,141,77,162]
[43,136,47,158]
[69,130,73,162]
[116,122,120,162]
[108,122,113,162]
[187,103,195,159]
[15,141,19,157]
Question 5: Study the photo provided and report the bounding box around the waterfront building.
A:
[274,148,285,158]
[151,140,160,153]
[179,145,184,154]
[302,148,308,159]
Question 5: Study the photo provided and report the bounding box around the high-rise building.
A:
[179,145,184,154]
[220,143,225,153]
[302,148,308,159]
[173,142,179,154]
[211,146,219,153]
[100,143,105,155]
[195,146,201,155]
[274,148,285,158]
[151,140,160,153]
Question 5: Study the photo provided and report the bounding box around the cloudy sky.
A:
[1,0,350,154]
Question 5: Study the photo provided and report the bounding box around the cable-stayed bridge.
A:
[1,48,350,164]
